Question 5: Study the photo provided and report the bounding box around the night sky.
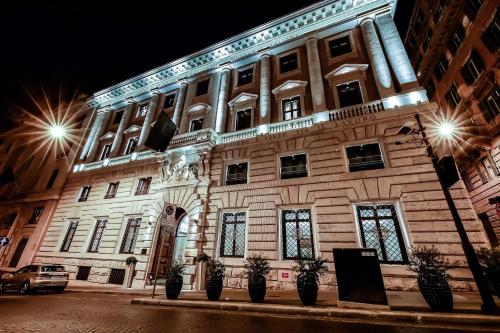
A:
[0,0,415,130]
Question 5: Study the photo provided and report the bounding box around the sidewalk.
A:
[65,280,164,296]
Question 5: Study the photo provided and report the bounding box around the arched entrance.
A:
[149,206,189,283]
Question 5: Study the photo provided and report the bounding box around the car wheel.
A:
[0,280,5,293]
[20,281,30,295]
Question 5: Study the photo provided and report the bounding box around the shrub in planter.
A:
[195,252,209,263]
[244,255,271,303]
[408,246,453,312]
[205,258,225,301]
[165,261,186,300]
[125,256,138,266]
[293,258,328,306]
[477,246,500,296]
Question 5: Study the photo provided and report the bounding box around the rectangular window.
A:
[434,56,448,81]
[60,220,79,252]
[99,144,112,161]
[113,110,124,124]
[329,35,352,57]
[282,209,314,260]
[108,268,126,285]
[337,81,363,107]
[4,213,17,227]
[220,212,246,257]
[282,97,301,120]
[190,118,204,132]
[480,87,500,122]
[280,154,308,179]
[414,10,424,34]
[235,109,252,131]
[460,170,473,191]
[481,10,500,53]
[135,177,152,195]
[238,68,253,86]
[426,80,436,99]
[120,217,142,254]
[448,24,465,55]
[445,82,461,109]
[433,1,444,22]
[88,219,107,253]
[46,169,59,189]
[104,182,119,199]
[279,53,298,73]
[136,103,148,117]
[196,79,209,96]
[480,156,499,180]
[125,137,138,155]
[346,142,385,172]
[464,0,484,21]
[76,266,91,281]
[461,49,484,85]
[226,162,248,185]
[9,238,28,268]
[356,205,408,264]
[28,207,44,224]
[78,186,91,202]
[163,94,176,109]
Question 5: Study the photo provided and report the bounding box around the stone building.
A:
[34,0,489,291]
[404,0,500,246]
[0,99,91,271]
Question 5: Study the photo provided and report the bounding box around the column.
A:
[138,89,161,148]
[110,99,135,158]
[360,18,396,98]
[215,66,231,133]
[305,38,327,112]
[79,107,100,161]
[172,80,188,128]
[86,111,111,162]
[375,12,418,90]
[259,53,271,124]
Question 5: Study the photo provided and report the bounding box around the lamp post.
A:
[414,113,498,314]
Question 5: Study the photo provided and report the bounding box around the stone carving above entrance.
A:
[161,154,197,183]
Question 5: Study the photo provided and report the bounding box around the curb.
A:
[131,298,500,329]
[65,289,161,297]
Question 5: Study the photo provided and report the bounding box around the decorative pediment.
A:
[272,80,308,95]
[186,103,211,113]
[324,64,369,80]
[99,132,115,141]
[123,125,142,135]
[228,93,258,107]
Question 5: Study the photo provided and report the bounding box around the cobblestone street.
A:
[0,292,495,333]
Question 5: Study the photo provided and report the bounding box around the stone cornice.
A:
[89,0,394,109]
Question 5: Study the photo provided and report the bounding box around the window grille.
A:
[282,209,314,260]
[104,182,119,199]
[78,186,91,202]
[120,218,142,254]
[76,266,91,281]
[99,144,112,161]
[60,220,78,252]
[28,207,44,224]
[135,177,152,195]
[88,219,107,253]
[220,212,246,257]
[108,269,126,285]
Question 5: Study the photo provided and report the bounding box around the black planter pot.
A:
[297,275,318,306]
[165,275,183,300]
[417,272,453,312]
[248,276,266,303]
[205,276,223,301]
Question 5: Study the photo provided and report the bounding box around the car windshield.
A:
[41,266,65,272]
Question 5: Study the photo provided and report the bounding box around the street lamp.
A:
[406,114,498,314]
[49,125,66,139]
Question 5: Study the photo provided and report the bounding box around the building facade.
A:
[34,0,490,291]
[0,99,91,271]
[404,0,500,246]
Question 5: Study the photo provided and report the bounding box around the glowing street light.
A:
[49,125,66,139]
[437,121,455,139]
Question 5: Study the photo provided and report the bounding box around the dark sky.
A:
[0,0,414,129]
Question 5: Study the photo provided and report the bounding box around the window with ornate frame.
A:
[189,118,204,132]
[28,207,44,224]
[346,142,385,172]
[280,154,308,179]
[124,137,138,155]
[78,186,91,202]
[219,212,246,258]
[135,177,152,196]
[136,103,149,118]
[225,162,248,185]
[281,208,314,260]
[104,182,119,199]
[120,217,142,254]
[99,144,112,161]
[461,49,484,85]
[60,219,78,252]
[88,219,107,253]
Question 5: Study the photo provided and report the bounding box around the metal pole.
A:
[151,217,167,299]
[415,114,498,314]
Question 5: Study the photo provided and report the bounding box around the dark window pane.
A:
[464,0,484,21]
[414,10,424,34]
[433,1,444,22]
[163,94,176,109]
[196,80,209,96]
[113,110,124,124]
[426,80,436,99]
[481,10,500,53]
[280,154,307,179]
[135,177,151,195]
[422,28,432,50]
[104,182,119,199]
[190,118,204,132]
[120,218,142,254]
[99,144,112,161]
[480,87,500,122]
[337,81,363,107]
[226,163,248,185]
[76,266,91,280]
[46,169,59,189]
[282,97,301,120]
[238,68,253,86]
[88,219,107,253]
[282,209,314,260]
[136,104,149,117]
[60,220,78,252]
[125,137,138,155]
[78,186,91,202]
[445,82,461,109]
[329,35,352,57]
[220,212,246,257]
[28,207,44,224]
[461,49,484,85]
[9,239,28,268]
[236,109,252,130]
[434,56,448,81]
[279,53,298,73]
[448,24,465,55]
[346,143,385,172]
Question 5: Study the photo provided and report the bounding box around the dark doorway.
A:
[9,238,28,268]
[478,213,499,247]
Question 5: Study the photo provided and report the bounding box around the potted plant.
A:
[408,246,453,312]
[244,255,271,303]
[293,257,328,306]
[477,246,500,296]
[125,256,138,266]
[164,261,186,300]
[205,258,225,301]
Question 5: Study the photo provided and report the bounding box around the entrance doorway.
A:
[149,207,189,283]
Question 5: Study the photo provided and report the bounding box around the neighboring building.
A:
[404,0,500,246]
[0,99,91,271]
[34,0,489,291]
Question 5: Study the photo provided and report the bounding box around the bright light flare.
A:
[49,125,66,138]
[437,122,456,138]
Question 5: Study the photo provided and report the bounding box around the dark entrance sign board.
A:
[333,248,388,306]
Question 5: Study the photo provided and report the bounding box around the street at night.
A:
[0,292,493,333]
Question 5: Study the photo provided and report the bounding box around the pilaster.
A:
[305,38,327,112]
